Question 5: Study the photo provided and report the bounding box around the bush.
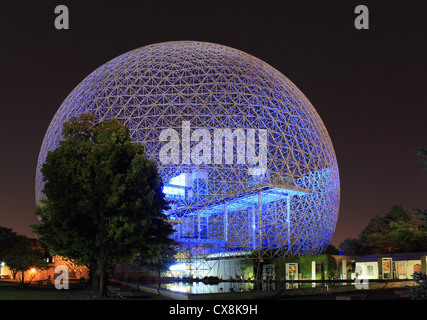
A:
[408,272,427,300]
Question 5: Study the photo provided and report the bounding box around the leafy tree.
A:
[387,220,427,252]
[0,227,17,261]
[32,114,174,296]
[414,147,427,232]
[361,205,420,253]
[338,237,365,256]
[413,209,427,232]
[415,147,427,169]
[339,205,427,255]
[0,230,49,287]
[136,245,177,279]
[403,147,427,299]
[322,244,339,255]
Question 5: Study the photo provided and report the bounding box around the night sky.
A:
[1,1,426,247]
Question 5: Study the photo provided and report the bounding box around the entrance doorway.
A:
[262,264,275,281]
[285,263,298,280]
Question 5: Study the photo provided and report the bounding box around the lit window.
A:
[163,186,185,197]
[169,173,187,187]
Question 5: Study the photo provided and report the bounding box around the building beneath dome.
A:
[36,41,340,278]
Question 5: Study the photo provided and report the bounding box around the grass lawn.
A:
[0,280,70,300]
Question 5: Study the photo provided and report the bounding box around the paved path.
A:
[67,283,173,300]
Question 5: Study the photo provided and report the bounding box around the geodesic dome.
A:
[36,41,339,273]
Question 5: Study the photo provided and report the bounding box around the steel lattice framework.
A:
[36,41,340,278]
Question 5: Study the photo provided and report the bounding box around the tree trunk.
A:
[98,247,108,297]
[19,271,25,287]
[99,270,108,297]
[89,262,99,293]
[99,268,106,297]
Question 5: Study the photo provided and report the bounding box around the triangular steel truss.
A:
[36,41,340,278]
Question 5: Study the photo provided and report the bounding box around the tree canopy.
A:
[340,148,427,258]
[414,147,427,230]
[0,226,49,287]
[0,226,17,261]
[339,205,427,255]
[32,114,174,296]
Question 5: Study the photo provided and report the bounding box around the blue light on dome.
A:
[36,41,340,277]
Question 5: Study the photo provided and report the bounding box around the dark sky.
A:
[1,1,426,247]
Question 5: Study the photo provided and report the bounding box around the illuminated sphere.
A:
[36,41,339,261]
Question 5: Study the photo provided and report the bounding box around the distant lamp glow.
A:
[30,268,36,273]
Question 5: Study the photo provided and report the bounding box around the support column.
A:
[251,205,256,249]
[286,195,291,250]
[341,259,347,280]
[197,210,200,239]
[224,204,228,244]
[311,261,316,287]
[258,190,262,249]
[206,216,209,239]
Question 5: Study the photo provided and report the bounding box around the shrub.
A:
[408,272,427,300]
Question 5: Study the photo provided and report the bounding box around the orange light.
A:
[30,268,36,273]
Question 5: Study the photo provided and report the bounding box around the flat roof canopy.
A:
[167,183,309,218]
